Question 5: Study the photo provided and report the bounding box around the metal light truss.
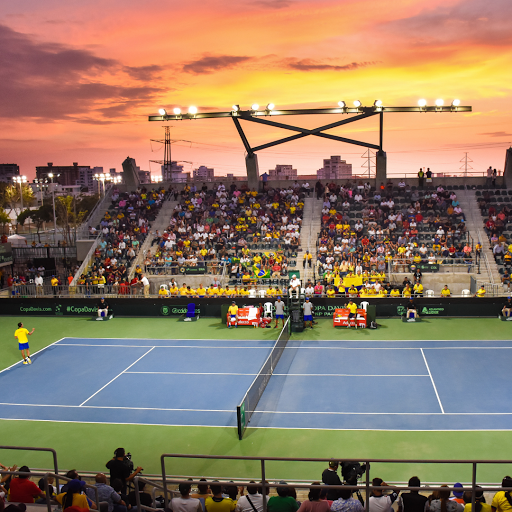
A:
[149,105,472,154]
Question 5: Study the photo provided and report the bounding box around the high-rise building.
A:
[193,165,215,181]
[269,164,297,179]
[35,162,103,191]
[317,156,352,179]
[0,164,20,182]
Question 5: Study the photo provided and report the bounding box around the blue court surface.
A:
[1,337,512,431]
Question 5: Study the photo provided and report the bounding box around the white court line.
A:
[0,339,64,375]
[272,374,430,377]
[124,371,428,377]
[125,371,258,376]
[421,348,444,414]
[278,346,512,350]
[0,402,232,412]
[1,416,510,432]
[1,402,511,415]
[56,343,271,349]
[79,347,155,407]
[58,337,275,342]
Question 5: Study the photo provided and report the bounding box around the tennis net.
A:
[237,317,290,439]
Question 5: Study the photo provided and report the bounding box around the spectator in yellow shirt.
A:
[440,285,451,297]
[413,282,423,297]
[475,285,486,297]
[158,285,170,298]
[227,301,239,328]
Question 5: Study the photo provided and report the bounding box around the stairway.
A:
[127,199,177,280]
[295,197,323,285]
[457,187,501,286]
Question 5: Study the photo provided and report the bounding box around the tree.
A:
[55,194,97,245]
[0,208,10,235]
[30,204,53,243]
[17,209,32,233]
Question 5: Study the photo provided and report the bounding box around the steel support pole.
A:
[52,189,57,246]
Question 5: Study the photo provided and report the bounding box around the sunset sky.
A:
[1,0,511,181]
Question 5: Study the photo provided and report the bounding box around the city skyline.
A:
[1,0,511,181]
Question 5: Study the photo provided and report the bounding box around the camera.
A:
[341,461,368,486]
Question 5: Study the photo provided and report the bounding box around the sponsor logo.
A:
[397,306,406,316]
[161,306,170,316]
[67,305,98,314]
[421,307,445,315]
[20,306,52,312]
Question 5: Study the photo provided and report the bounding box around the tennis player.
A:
[228,301,239,328]
[346,299,358,329]
[14,322,35,365]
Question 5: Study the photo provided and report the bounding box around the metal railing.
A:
[0,470,100,512]
[70,236,100,287]
[133,475,170,512]
[12,247,77,260]
[387,257,476,273]
[160,454,512,512]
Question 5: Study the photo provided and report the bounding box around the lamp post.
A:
[12,175,27,211]
[12,175,27,234]
[33,178,48,206]
[48,172,59,245]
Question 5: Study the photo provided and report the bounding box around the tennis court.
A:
[2,333,511,431]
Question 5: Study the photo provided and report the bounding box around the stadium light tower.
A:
[149,101,472,190]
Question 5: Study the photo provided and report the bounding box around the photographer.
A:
[321,461,343,501]
[106,448,143,494]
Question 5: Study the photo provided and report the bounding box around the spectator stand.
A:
[312,181,469,298]
[144,183,306,294]
[71,186,166,297]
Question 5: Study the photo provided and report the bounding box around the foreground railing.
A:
[160,454,512,512]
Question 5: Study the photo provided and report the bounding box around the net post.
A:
[237,405,244,440]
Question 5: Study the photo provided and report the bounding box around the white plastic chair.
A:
[249,288,257,298]
[359,300,369,311]
[258,290,266,298]
[425,289,434,297]
[462,289,471,297]
[264,302,273,319]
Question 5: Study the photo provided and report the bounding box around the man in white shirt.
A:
[289,275,301,298]
[236,483,269,512]
[141,274,150,296]
[170,483,202,512]
[368,478,401,512]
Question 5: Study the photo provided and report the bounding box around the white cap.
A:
[292,274,296,278]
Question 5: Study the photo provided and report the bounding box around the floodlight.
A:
[158,108,167,116]
[374,100,383,107]
[266,103,275,111]
[418,99,427,107]
[338,101,346,108]
[251,103,259,111]
[353,100,362,107]
[451,99,460,107]
[435,99,444,107]
[188,106,198,114]
[232,105,240,112]
[173,107,181,115]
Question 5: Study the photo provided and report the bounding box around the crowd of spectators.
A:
[74,187,165,295]
[479,188,512,290]
[3,456,512,512]
[143,182,305,280]
[308,180,469,297]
